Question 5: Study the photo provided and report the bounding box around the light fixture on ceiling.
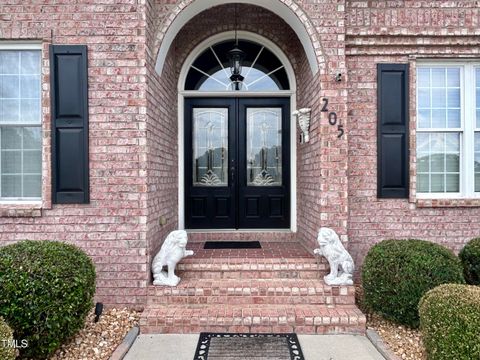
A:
[227,3,245,91]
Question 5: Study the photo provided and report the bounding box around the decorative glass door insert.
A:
[246,108,282,186]
[192,108,228,186]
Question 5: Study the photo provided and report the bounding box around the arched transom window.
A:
[185,39,290,92]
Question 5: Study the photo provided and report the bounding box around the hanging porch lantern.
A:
[228,46,245,90]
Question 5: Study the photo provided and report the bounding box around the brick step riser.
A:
[178,271,327,279]
[141,324,365,335]
[147,296,356,306]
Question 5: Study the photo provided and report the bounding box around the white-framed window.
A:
[416,62,480,198]
[0,44,42,201]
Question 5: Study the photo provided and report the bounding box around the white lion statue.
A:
[313,227,354,286]
[151,230,194,286]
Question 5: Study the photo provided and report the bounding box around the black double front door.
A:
[185,97,290,229]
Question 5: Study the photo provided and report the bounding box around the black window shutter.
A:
[50,45,89,204]
[377,64,409,198]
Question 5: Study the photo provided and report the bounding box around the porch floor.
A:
[184,241,313,259]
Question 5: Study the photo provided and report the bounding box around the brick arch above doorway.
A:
[153,0,324,77]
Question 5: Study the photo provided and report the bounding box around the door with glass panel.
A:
[185,98,290,229]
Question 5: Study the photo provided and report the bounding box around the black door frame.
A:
[184,97,290,229]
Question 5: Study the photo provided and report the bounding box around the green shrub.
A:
[0,240,96,359]
[0,316,16,360]
[362,239,465,328]
[459,238,480,285]
[419,284,480,360]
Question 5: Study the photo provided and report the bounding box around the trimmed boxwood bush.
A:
[419,284,480,360]
[362,239,464,328]
[0,240,96,359]
[0,316,16,360]
[459,238,480,285]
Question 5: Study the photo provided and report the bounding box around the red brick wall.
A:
[294,0,349,251]
[145,0,179,278]
[346,0,480,268]
[0,1,150,308]
[2,0,479,307]
[150,1,351,254]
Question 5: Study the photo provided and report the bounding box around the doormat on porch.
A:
[203,241,262,249]
[193,333,304,360]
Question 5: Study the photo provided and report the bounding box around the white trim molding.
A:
[177,31,298,232]
[155,0,319,77]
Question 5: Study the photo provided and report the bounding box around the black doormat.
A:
[193,333,304,360]
[203,241,262,249]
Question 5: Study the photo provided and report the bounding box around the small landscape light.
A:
[94,302,103,323]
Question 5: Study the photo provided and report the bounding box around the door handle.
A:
[230,166,235,183]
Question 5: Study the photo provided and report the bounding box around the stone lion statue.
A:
[313,227,354,285]
[151,230,194,286]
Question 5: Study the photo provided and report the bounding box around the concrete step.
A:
[147,279,355,306]
[139,304,366,335]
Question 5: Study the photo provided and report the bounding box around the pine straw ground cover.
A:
[49,308,139,360]
[357,286,427,360]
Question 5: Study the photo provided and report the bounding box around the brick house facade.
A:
[0,0,479,320]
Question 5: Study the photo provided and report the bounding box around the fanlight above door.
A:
[185,39,290,92]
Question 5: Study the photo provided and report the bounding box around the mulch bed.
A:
[49,308,139,360]
[356,286,426,360]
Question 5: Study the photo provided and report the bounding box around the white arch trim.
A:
[155,0,319,77]
[177,31,297,231]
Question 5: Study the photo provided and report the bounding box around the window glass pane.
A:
[1,150,21,173]
[0,99,20,123]
[418,88,430,109]
[447,109,461,128]
[417,174,429,192]
[418,109,430,128]
[0,52,19,74]
[1,175,21,197]
[1,126,41,199]
[431,153,444,172]
[447,88,460,108]
[23,127,41,149]
[417,152,429,172]
[431,88,446,108]
[445,174,459,192]
[20,75,40,99]
[23,175,41,197]
[432,68,446,87]
[447,68,460,88]
[20,99,41,123]
[0,75,20,98]
[417,68,430,87]
[431,109,446,128]
[431,174,445,192]
[416,132,460,193]
[2,127,21,149]
[20,51,40,75]
[416,133,430,152]
[23,150,41,173]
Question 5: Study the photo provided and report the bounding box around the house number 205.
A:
[321,98,344,138]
